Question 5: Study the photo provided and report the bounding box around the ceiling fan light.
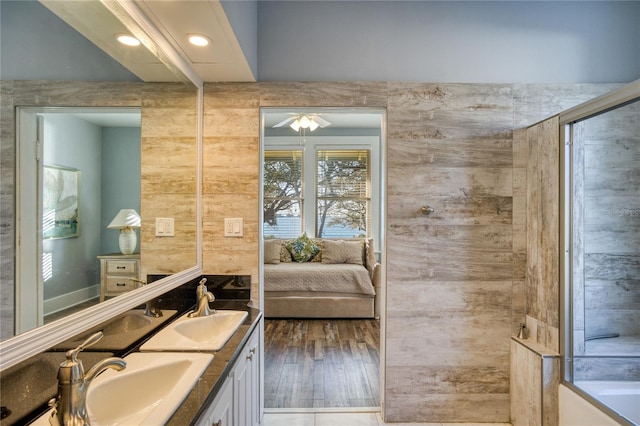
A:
[308,120,319,131]
[289,120,301,132]
[298,116,312,129]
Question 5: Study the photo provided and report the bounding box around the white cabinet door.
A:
[233,325,261,426]
[197,375,233,426]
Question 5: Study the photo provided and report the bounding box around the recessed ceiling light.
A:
[116,34,141,47]
[188,34,210,47]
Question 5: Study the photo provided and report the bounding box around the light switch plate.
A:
[155,217,174,236]
[224,218,243,237]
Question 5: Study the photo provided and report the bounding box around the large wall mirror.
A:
[0,1,202,370]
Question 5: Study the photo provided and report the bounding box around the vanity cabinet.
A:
[97,254,140,301]
[198,375,233,426]
[233,324,261,426]
[196,321,262,426]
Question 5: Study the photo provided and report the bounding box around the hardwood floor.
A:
[264,318,380,409]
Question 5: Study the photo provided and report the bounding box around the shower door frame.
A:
[559,80,640,426]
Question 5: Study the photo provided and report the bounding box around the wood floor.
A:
[264,318,380,409]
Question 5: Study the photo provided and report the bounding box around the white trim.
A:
[0,266,201,371]
[43,285,100,316]
[15,109,42,333]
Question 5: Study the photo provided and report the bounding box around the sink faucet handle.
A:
[196,277,208,298]
[65,331,103,362]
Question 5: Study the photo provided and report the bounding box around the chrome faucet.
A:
[130,278,163,318]
[188,278,216,317]
[48,331,126,426]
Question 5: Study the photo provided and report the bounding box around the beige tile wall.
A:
[200,82,614,423]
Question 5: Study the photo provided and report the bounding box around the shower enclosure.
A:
[561,84,640,425]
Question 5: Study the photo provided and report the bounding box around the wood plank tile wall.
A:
[200,82,614,423]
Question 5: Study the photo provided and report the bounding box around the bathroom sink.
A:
[32,352,212,426]
[0,352,113,425]
[53,309,177,351]
[140,310,248,351]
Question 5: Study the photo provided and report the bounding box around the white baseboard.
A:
[44,285,100,315]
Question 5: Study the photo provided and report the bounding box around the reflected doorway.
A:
[15,107,141,335]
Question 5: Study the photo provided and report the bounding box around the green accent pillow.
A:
[285,233,320,262]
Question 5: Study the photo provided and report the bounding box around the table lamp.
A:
[108,209,141,254]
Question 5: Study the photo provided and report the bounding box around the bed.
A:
[263,237,380,318]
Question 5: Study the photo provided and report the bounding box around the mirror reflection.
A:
[0,0,199,345]
[14,107,141,334]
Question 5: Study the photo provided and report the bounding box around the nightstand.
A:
[98,253,141,301]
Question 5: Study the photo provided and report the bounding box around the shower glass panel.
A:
[564,96,640,425]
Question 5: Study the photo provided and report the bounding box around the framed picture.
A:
[43,165,80,239]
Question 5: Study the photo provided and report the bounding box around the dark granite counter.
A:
[1,275,259,426]
[10,300,261,426]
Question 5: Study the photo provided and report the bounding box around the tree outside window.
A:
[263,150,303,238]
[262,148,370,239]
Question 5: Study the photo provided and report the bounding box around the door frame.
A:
[258,107,388,414]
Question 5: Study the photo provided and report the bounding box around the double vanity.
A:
[0,277,262,426]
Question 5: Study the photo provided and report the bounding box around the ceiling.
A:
[40,0,254,83]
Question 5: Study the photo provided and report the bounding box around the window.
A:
[316,150,370,238]
[263,148,371,239]
[263,150,303,238]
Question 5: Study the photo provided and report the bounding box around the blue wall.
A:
[100,127,141,255]
[257,1,640,83]
[42,115,103,299]
[0,1,139,81]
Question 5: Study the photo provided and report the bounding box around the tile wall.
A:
[201,82,616,423]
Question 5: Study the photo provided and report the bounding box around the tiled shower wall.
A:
[201,82,614,423]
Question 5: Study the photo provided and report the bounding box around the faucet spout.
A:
[49,332,126,426]
[187,278,216,318]
[84,358,126,383]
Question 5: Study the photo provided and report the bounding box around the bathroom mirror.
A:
[0,1,202,369]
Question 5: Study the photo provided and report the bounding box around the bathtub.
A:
[573,381,640,425]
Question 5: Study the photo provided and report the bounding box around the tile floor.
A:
[263,410,513,426]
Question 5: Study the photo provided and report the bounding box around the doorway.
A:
[259,108,385,410]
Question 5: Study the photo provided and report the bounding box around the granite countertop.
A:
[5,300,261,426]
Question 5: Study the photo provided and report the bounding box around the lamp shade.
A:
[108,209,141,229]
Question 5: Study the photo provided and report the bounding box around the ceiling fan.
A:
[273,113,331,132]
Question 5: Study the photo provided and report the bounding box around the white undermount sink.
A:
[140,310,248,351]
[33,352,212,425]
